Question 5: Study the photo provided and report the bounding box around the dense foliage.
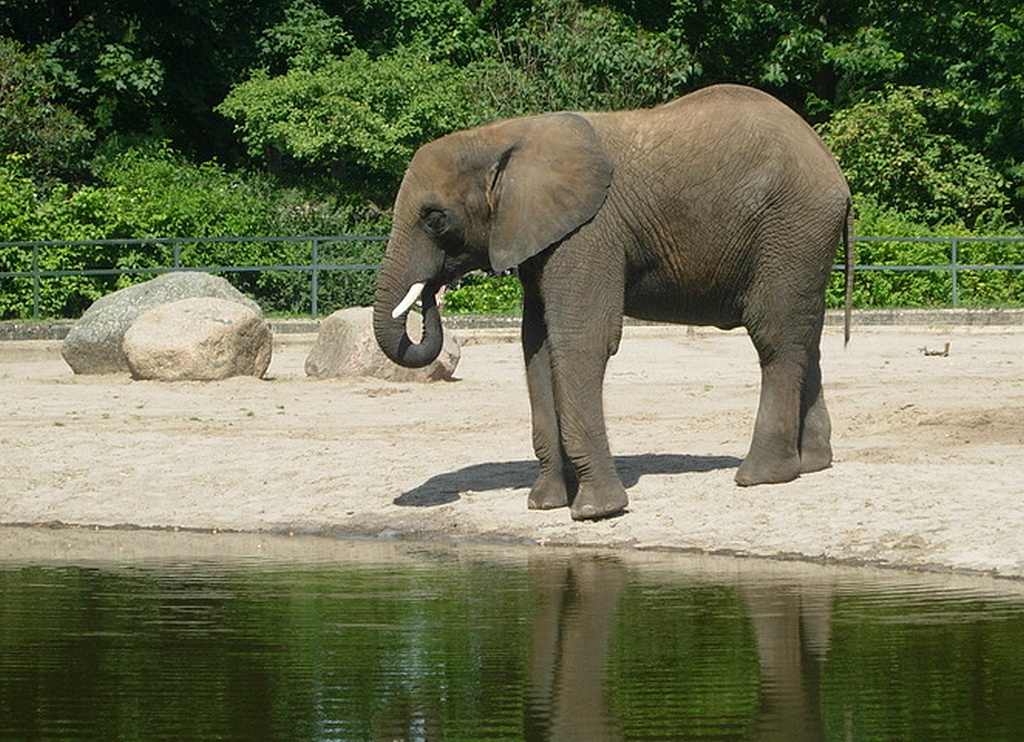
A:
[1,0,1023,317]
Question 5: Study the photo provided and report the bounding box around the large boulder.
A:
[305,306,460,382]
[122,297,272,381]
[61,272,262,374]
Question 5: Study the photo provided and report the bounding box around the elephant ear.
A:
[486,113,613,273]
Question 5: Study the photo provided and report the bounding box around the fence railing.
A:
[0,235,387,319]
[2,234,1023,319]
[846,236,1024,307]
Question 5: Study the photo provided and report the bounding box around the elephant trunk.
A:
[373,273,444,369]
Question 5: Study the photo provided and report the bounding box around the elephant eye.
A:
[422,209,450,236]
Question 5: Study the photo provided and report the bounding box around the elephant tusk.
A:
[391,282,426,319]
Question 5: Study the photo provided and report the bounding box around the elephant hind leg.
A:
[735,350,805,486]
[737,314,830,485]
[798,345,833,474]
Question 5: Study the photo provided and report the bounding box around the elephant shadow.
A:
[393,453,741,507]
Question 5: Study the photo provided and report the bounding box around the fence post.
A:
[32,244,40,320]
[311,237,320,317]
[950,238,959,307]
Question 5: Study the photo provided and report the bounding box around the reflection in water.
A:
[1,533,1023,741]
[523,557,834,741]
[526,555,626,741]
[745,583,832,741]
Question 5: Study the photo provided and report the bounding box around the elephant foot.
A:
[799,443,833,474]
[527,469,573,510]
[800,408,833,474]
[570,482,628,521]
[734,453,801,486]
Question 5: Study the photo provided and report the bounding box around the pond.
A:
[1,530,1023,741]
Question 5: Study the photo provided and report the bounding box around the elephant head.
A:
[373,112,614,367]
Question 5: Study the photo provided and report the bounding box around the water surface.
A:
[1,530,1022,741]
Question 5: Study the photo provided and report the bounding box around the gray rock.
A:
[61,272,261,374]
[122,297,272,381]
[305,306,460,382]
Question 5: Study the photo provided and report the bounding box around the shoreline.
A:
[2,323,1022,579]
[3,521,1022,583]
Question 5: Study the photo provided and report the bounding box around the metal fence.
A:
[0,235,387,319]
[849,236,1024,307]
[2,234,1023,319]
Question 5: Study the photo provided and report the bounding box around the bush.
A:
[0,155,37,241]
[0,143,390,319]
[303,237,386,315]
[955,238,1024,306]
[0,156,122,318]
[444,274,522,314]
[824,201,1024,309]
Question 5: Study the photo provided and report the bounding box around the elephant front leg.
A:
[520,256,627,521]
[548,343,628,521]
[523,295,576,511]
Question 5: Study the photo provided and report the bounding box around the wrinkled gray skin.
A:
[374,84,853,521]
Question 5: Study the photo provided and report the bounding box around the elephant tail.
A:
[842,199,855,346]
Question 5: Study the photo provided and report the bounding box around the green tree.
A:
[257,0,354,73]
[349,0,485,61]
[1,0,283,160]
[470,0,696,116]
[0,37,93,181]
[819,86,1011,229]
[843,1,1024,212]
[39,18,165,134]
[218,45,488,187]
[666,0,852,112]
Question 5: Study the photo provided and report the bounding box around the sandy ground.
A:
[1,321,1022,578]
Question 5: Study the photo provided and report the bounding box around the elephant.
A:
[374,83,853,521]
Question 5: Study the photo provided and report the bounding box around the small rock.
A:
[305,306,460,382]
[122,297,272,381]
[61,272,262,374]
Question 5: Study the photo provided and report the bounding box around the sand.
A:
[1,321,1022,577]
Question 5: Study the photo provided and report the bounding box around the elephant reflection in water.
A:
[526,555,627,741]
[525,556,835,741]
[743,582,833,741]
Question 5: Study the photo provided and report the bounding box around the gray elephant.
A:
[374,84,853,521]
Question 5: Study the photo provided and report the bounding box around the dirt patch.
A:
[1,323,1022,577]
